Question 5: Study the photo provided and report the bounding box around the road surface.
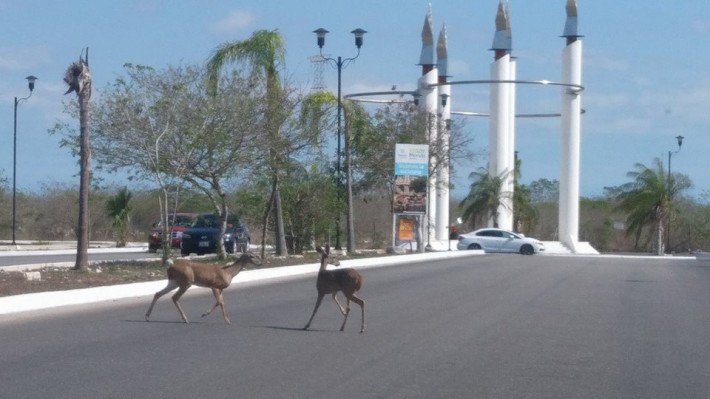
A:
[1,255,708,398]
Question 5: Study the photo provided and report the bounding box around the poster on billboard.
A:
[393,144,428,214]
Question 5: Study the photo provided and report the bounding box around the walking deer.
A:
[145,253,261,324]
[303,245,365,333]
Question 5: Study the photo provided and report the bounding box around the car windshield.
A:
[191,214,243,229]
[172,215,194,227]
[193,214,219,228]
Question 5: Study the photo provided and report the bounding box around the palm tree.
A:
[459,168,511,229]
[105,187,132,247]
[615,157,691,255]
[512,157,538,234]
[63,49,92,271]
[206,29,289,256]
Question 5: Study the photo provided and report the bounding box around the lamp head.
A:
[676,135,684,148]
[351,28,367,49]
[313,28,329,48]
[25,75,38,92]
[440,93,450,107]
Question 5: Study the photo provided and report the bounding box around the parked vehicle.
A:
[148,213,197,253]
[180,213,251,256]
[456,228,545,255]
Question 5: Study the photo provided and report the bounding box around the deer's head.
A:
[235,252,262,267]
[316,245,340,266]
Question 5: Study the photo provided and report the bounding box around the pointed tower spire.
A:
[437,24,449,80]
[562,0,582,43]
[419,5,435,70]
[490,0,512,55]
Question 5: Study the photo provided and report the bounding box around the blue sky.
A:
[1,0,709,200]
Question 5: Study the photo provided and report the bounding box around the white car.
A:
[456,228,545,255]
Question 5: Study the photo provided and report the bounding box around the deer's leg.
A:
[339,297,352,331]
[303,293,325,330]
[347,294,365,333]
[216,289,231,325]
[171,285,191,323]
[331,293,347,315]
[145,280,179,321]
[202,288,222,319]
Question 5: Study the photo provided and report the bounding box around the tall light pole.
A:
[12,75,37,246]
[666,135,684,253]
[313,27,366,252]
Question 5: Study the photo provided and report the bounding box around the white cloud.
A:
[211,10,256,35]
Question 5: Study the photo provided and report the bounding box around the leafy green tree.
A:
[615,157,691,254]
[513,157,538,234]
[207,29,290,256]
[105,187,132,247]
[529,178,559,204]
[54,64,258,260]
[459,168,511,229]
[300,90,371,252]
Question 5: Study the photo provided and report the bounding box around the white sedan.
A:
[456,228,545,255]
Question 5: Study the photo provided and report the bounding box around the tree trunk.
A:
[273,174,287,256]
[656,222,665,256]
[74,90,91,270]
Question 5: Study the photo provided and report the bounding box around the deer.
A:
[145,252,261,324]
[303,245,365,333]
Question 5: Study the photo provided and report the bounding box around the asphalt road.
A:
[1,255,709,398]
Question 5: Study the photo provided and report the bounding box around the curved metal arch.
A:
[343,79,585,118]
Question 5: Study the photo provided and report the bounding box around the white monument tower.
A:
[489,0,514,230]
[559,0,583,251]
[418,7,439,247]
[435,24,451,241]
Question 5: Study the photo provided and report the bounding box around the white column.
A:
[420,69,438,246]
[559,39,582,249]
[489,54,511,230]
[504,58,517,231]
[435,83,451,241]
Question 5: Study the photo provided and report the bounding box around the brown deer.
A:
[303,245,365,333]
[145,253,261,324]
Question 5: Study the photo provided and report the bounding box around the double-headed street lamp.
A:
[666,135,684,253]
[313,27,366,252]
[12,75,37,246]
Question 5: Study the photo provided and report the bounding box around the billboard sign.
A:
[393,144,429,214]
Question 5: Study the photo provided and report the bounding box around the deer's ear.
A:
[315,246,323,254]
[325,244,330,254]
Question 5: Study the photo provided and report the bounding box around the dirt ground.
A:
[0,251,387,298]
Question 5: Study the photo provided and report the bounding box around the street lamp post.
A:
[313,27,366,252]
[666,135,684,254]
[12,75,37,246]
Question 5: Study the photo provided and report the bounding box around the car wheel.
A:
[240,239,250,253]
[181,250,189,257]
[520,244,535,255]
[226,240,236,254]
[467,243,482,250]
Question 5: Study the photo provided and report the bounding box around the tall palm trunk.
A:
[76,88,91,270]
[64,51,92,271]
[272,174,287,255]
